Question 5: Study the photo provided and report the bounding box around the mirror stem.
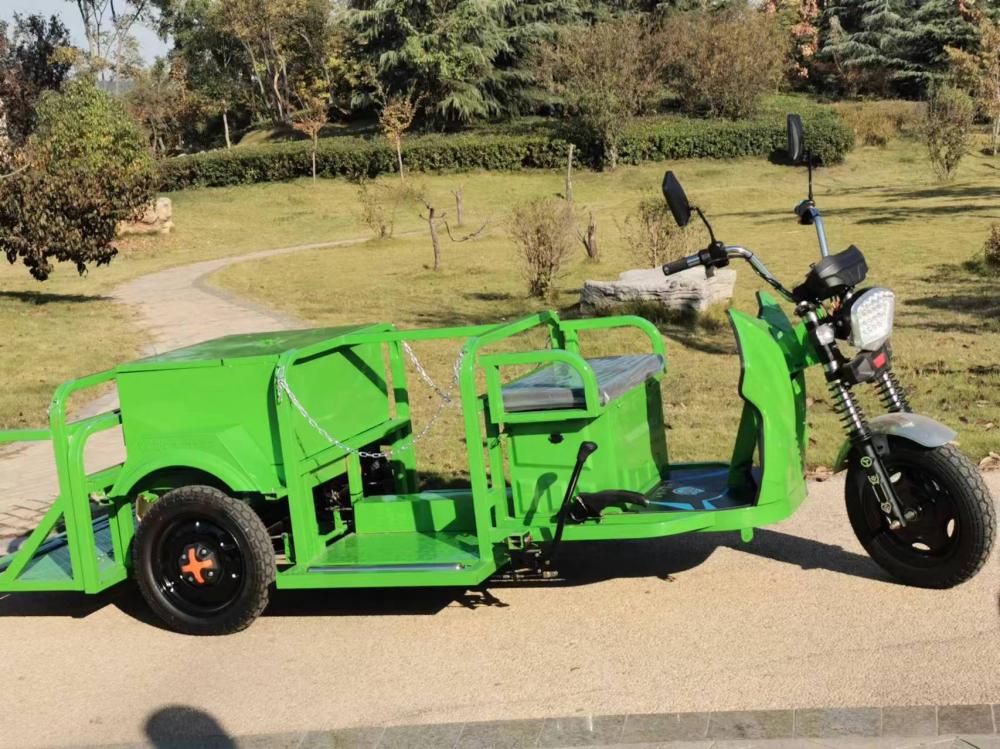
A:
[807,153,814,203]
[693,206,717,244]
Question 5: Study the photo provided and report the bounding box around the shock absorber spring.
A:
[829,381,871,442]
[875,369,911,413]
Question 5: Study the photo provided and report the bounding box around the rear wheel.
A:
[133,485,274,635]
[846,440,996,588]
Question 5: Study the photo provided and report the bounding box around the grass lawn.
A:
[210,138,1000,476]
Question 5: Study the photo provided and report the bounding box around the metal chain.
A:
[274,344,465,459]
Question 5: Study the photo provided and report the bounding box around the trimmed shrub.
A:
[159,110,853,191]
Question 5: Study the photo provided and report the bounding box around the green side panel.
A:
[283,341,390,462]
[114,337,391,495]
[505,381,668,524]
[755,292,820,373]
[354,491,476,533]
[729,310,808,512]
[307,531,480,568]
[754,292,812,472]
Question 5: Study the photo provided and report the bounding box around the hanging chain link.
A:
[274,343,465,459]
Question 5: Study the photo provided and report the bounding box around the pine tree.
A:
[818,0,913,96]
[347,0,581,126]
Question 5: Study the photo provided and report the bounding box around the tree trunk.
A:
[311,138,317,183]
[582,212,599,261]
[396,138,404,183]
[992,115,999,157]
[565,144,574,203]
[453,187,464,227]
[427,206,442,270]
[223,109,232,149]
[606,140,618,171]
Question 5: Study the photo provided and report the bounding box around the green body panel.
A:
[502,381,668,525]
[0,305,813,596]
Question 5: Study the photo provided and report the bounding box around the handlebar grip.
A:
[662,254,700,276]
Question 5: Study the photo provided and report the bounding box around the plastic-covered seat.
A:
[500,354,664,413]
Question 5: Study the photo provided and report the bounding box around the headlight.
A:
[848,288,895,350]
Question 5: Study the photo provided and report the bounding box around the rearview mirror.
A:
[787,113,805,163]
[661,171,691,227]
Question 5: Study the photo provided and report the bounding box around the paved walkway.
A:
[0,239,364,551]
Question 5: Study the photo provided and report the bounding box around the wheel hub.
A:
[179,543,221,586]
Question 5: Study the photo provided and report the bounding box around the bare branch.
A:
[444,219,489,243]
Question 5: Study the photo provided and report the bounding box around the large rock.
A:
[118,197,174,236]
[581,266,736,313]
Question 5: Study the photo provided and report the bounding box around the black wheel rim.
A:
[153,514,247,617]
[861,458,961,561]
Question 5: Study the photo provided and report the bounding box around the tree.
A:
[663,7,788,118]
[538,15,665,169]
[0,79,157,280]
[152,0,255,148]
[377,89,420,183]
[924,83,975,181]
[213,0,337,124]
[947,15,1000,155]
[0,14,74,145]
[125,57,208,155]
[290,82,329,182]
[347,0,515,126]
[817,0,912,96]
[67,0,150,89]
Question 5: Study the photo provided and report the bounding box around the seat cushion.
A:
[500,354,664,413]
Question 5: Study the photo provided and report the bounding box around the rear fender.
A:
[832,413,958,472]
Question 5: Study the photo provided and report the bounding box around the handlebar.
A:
[663,244,795,303]
[662,255,701,276]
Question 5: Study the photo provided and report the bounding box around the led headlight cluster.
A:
[848,287,895,351]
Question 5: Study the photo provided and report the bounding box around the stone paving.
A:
[78,704,1000,748]
[0,239,366,553]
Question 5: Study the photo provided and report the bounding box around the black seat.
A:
[500,354,664,413]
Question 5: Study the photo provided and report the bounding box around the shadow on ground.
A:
[0,528,893,629]
[0,290,111,304]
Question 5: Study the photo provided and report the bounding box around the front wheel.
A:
[846,440,996,588]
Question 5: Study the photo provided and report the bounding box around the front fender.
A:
[833,413,958,472]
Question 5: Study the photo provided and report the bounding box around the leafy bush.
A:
[356,179,414,239]
[924,85,975,181]
[662,8,788,120]
[0,78,157,280]
[619,198,694,268]
[160,109,853,190]
[983,223,1000,271]
[508,197,575,298]
[832,100,925,146]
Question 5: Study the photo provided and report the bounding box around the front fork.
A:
[800,307,912,527]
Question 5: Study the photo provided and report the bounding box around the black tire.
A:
[133,485,274,635]
[846,439,997,588]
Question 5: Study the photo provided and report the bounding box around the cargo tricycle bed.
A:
[0,308,807,635]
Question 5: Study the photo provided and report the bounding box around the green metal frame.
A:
[0,299,816,595]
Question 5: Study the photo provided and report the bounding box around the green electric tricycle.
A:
[1,116,994,635]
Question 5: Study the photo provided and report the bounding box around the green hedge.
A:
[159,111,853,191]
